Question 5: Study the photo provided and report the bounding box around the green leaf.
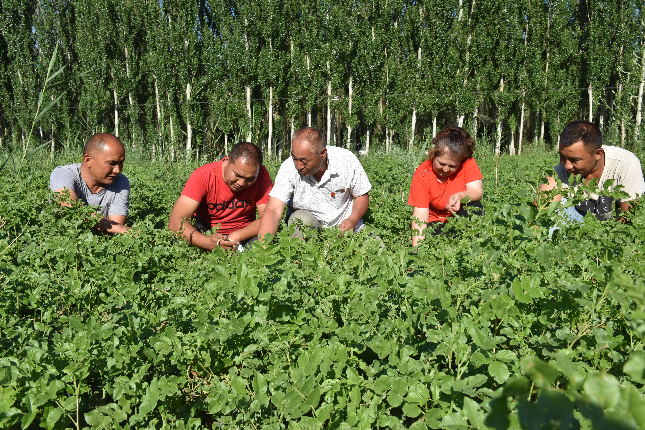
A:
[462,397,484,428]
[440,411,468,428]
[623,351,644,383]
[406,382,429,405]
[44,407,63,429]
[495,350,518,363]
[503,375,530,399]
[522,357,558,388]
[583,374,620,410]
[488,361,510,384]
[517,390,576,429]
[387,390,404,408]
[403,403,422,418]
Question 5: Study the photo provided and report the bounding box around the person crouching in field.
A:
[538,120,645,222]
[168,142,272,251]
[408,126,484,246]
[50,133,131,234]
[258,127,372,240]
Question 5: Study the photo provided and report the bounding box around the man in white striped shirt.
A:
[258,127,371,239]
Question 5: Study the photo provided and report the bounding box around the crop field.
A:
[0,149,643,429]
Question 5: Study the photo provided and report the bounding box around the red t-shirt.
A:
[181,160,273,234]
[408,157,483,223]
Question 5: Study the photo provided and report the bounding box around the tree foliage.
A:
[0,0,643,157]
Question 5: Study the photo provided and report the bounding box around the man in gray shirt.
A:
[50,133,130,233]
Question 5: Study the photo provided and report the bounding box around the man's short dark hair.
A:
[229,142,263,165]
[83,133,123,156]
[559,121,602,152]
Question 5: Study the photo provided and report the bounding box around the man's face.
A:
[291,139,326,178]
[432,151,462,179]
[222,157,260,192]
[559,140,602,178]
[85,142,125,186]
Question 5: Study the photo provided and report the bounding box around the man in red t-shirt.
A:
[168,142,273,250]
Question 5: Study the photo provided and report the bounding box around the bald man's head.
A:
[82,133,126,186]
[83,133,124,157]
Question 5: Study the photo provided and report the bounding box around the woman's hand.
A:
[446,192,467,214]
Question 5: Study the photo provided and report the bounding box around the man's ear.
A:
[83,153,91,164]
[594,147,604,160]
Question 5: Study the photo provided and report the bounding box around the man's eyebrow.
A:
[234,170,256,179]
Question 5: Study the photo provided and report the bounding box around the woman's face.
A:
[432,150,462,179]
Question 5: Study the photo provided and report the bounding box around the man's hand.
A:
[221,232,241,250]
[96,215,130,234]
[339,217,358,232]
[339,193,369,233]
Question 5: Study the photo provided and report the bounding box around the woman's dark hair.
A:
[427,126,475,162]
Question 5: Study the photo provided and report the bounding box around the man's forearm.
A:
[349,194,369,222]
[171,218,217,250]
[258,211,280,239]
[228,219,261,242]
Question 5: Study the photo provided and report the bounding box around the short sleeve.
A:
[620,156,645,201]
[181,168,208,202]
[107,176,130,216]
[408,166,431,208]
[255,166,273,205]
[462,158,483,184]
[269,159,295,204]
[348,153,372,197]
[50,166,75,191]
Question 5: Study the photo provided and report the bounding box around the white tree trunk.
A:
[432,116,437,138]
[365,129,370,155]
[154,76,162,131]
[167,93,175,161]
[326,63,332,146]
[224,133,229,154]
[268,86,273,157]
[495,77,504,156]
[113,86,119,138]
[409,108,417,150]
[509,129,515,155]
[587,84,593,122]
[346,76,353,149]
[385,127,391,153]
[124,47,134,108]
[540,119,545,143]
[185,82,192,157]
[457,115,465,128]
[518,98,525,154]
[473,104,478,137]
[306,54,312,126]
[245,85,252,142]
[636,42,645,141]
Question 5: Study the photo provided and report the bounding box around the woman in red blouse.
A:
[408,126,484,246]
